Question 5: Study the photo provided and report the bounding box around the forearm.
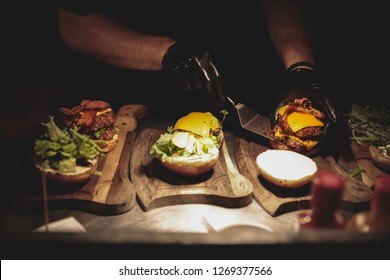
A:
[261,0,315,68]
[57,9,176,70]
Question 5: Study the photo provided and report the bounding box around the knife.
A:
[222,96,275,143]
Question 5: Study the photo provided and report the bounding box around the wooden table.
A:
[1,88,389,259]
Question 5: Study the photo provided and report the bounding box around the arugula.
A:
[345,104,390,157]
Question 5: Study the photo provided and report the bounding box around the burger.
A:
[150,111,225,176]
[270,97,326,156]
[33,116,103,184]
[60,100,119,153]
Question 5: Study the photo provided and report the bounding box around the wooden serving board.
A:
[18,104,148,215]
[131,128,253,211]
[234,137,374,217]
[340,141,390,187]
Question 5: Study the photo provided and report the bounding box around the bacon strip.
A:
[276,97,325,135]
[286,98,325,119]
[60,100,112,129]
[59,105,83,116]
[81,100,110,110]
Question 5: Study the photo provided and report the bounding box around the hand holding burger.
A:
[270,64,338,156]
[150,111,226,176]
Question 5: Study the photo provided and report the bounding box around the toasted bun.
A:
[160,147,220,176]
[256,149,318,188]
[98,133,119,153]
[34,158,98,184]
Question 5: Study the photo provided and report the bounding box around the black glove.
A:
[162,42,226,110]
[271,65,339,154]
[272,66,338,125]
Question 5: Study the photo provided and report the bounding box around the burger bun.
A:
[160,147,219,176]
[256,149,318,188]
[34,157,98,185]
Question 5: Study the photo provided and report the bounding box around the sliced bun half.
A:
[34,158,98,185]
[160,147,219,176]
[256,149,318,188]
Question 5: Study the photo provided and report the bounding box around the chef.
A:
[55,0,337,124]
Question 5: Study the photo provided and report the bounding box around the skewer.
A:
[41,172,49,232]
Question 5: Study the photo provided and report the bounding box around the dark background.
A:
[3,2,388,111]
[1,1,389,259]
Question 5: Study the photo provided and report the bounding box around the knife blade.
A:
[223,96,274,142]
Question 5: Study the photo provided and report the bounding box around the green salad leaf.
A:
[34,116,104,173]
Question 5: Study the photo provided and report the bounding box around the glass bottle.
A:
[298,170,345,229]
[346,175,390,232]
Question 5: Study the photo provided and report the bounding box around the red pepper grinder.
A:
[298,170,345,229]
[346,175,390,232]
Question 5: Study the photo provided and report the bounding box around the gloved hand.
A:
[162,42,226,110]
[272,66,338,126]
[271,66,339,155]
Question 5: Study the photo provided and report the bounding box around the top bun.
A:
[256,149,318,188]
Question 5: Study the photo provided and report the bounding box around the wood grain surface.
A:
[131,128,254,211]
[234,137,375,217]
[18,104,148,215]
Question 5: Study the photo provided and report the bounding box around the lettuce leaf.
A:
[150,129,220,161]
[34,116,103,173]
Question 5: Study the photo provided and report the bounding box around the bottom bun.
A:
[269,140,320,158]
[34,158,98,185]
[256,149,318,188]
[99,134,119,153]
[159,148,219,176]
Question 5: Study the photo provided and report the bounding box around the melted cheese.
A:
[173,112,220,137]
[96,108,112,116]
[275,128,318,150]
[278,105,324,132]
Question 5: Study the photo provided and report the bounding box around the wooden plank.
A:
[234,136,373,217]
[17,104,148,215]
[131,128,253,211]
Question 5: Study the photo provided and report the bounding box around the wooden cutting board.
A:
[131,128,253,211]
[17,104,148,215]
[234,137,374,217]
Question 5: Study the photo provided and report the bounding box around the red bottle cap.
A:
[373,176,390,214]
[310,171,345,215]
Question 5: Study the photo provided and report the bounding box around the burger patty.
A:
[284,137,308,152]
[63,111,115,133]
[94,126,117,141]
[294,126,323,138]
[83,112,115,133]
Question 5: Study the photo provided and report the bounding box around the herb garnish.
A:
[345,104,390,157]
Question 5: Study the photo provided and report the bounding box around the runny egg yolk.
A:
[173,112,220,138]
